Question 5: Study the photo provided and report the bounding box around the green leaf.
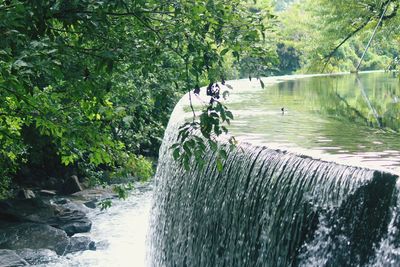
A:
[13,59,28,68]
[220,48,230,55]
[100,199,112,210]
[219,149,227,160]
[216,158,223,172]
[209,140,218,152]
[173,148,180,160]
[225,111,234,120]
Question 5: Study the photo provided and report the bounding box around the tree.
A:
[0,0,276,196]
[277,0,400,73]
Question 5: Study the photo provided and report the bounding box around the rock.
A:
[39,190,57,196]
[61,220,92,237]
[71,187,116,202]
[0,198,56,225]
[0,198,92,237]
[62,175,83,195]
[61,201,90,214]
[67,236,96,253]
[84,200,97,209]
[94,240,109,250]
[47,209,92,236]
[0,249,29,266]
[0,223,69,255]
[16,248,57,265]
[17,189,36,199]
[53,198,70,205]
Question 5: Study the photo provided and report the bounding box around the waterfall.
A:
[149,96,399,267]
[369,181,400,267]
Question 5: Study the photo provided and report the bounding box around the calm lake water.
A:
[226,71,400,175]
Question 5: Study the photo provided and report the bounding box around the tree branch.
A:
[321,0,398,72]
[321,16,372,72]
[0,85,43,114]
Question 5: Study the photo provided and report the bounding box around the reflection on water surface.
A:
[226,72,400,174]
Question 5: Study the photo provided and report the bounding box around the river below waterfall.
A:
[38,182,153,267]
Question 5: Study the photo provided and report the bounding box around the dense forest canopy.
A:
[0,0,399,198]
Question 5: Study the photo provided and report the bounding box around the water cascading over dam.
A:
[149,73,400,266]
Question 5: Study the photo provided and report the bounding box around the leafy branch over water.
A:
[171,82,238,172]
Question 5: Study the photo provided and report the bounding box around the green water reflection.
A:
[227,72,400,174]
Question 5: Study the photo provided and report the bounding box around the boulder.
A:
[71,187,116,202]
[16,248,57,265]
[0,223,69,255]
[67,236,96,253]
[0,249,29,266]
[84,200,97,209]
[61,201,91,214]
[17,189,36,200]
[0,198,92,237]
[62,175,83,195]
[0,198,57,224]
[94,240,109,250]
[53,198,70,205]
[47,209,92,236]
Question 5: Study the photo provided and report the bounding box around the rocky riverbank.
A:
[0,177,118,266]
